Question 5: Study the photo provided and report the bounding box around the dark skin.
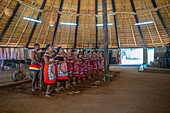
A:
[44,46,58,95]
[31,45,42,91]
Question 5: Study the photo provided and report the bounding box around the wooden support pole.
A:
[128,14,137,47]
[36,0,55,44]
[0,2,20,41]
[102,0,109,81]
[149,10,164,46]
[0,0,12,18]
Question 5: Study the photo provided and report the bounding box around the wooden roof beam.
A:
[0,2,20,41]
[36,0,55,44]
[74,0,81,48]
[95,0,99,48]
[51,0,64,46]
[25,0,47,48]
[130,0,146,47]
[111,0,120,48]
[151,0,170,39]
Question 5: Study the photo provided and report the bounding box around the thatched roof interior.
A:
[0,0,170,48]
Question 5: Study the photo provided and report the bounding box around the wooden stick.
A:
[15,0,36,47]
[59,14,67,46]
[149,10,164,46]
[108,15,113,47]
[89,16,91,47]
[42,12,54,48]
[141,0,155,47]
[66,15,73,48]
[36,0,55,44]
[0,0,12,19]
[6,6,27,46]
[82,16,85,48]
[60,0,72,46]
[121,0,129,47]
[128,14,137,47]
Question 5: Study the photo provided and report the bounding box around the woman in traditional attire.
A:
[99,51,104,71]
[72,50,79,86]
[66,48,73,88]
[44,44,58,97]
[92,51,97,77]
[96,50,101,73]
[55,47,68,92]
[78,53,84,82]
[82,50,88,78]
[87,51,93,76]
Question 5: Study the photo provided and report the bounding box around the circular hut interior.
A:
[0,0,170,113]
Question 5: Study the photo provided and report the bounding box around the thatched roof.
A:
[0,0,170,48]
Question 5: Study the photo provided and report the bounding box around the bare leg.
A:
[35,72,39,89]
[32,72,36,92]
[45,85,51,97]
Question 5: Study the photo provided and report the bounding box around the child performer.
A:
[55,47,68,92]
[99,51,104,71]
[29,44,42,92]
[78,53,84,82]
[44,44,58,97]
[72,50,79,86]
[87,51,93,76]
[66,48,73,88]
[82,50,88,78]
[92,51,98,77]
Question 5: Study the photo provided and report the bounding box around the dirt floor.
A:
[0,66,170,113]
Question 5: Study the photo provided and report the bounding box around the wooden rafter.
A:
[149,10,164,46]
[60,0,72,46]
[66,15,73,48]
[35,0,55,44]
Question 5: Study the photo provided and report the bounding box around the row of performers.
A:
[29,44,104,97]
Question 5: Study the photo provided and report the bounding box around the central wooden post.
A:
[102,0,110,82]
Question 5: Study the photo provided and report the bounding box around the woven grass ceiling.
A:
[0,0,170,48]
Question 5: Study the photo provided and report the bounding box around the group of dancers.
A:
[29,44,104,97]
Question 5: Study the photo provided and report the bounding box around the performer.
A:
[66,48,73,88]
[55,47,68,92]
[82,50,88,78]
[44,44,58,97]
[72,50,79,86]
[29,44,42,92]
[96,50,101,74]
[78,53,84,82]
[87,51,93,75]
[99,51,104,71]
[92,51,97,77]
